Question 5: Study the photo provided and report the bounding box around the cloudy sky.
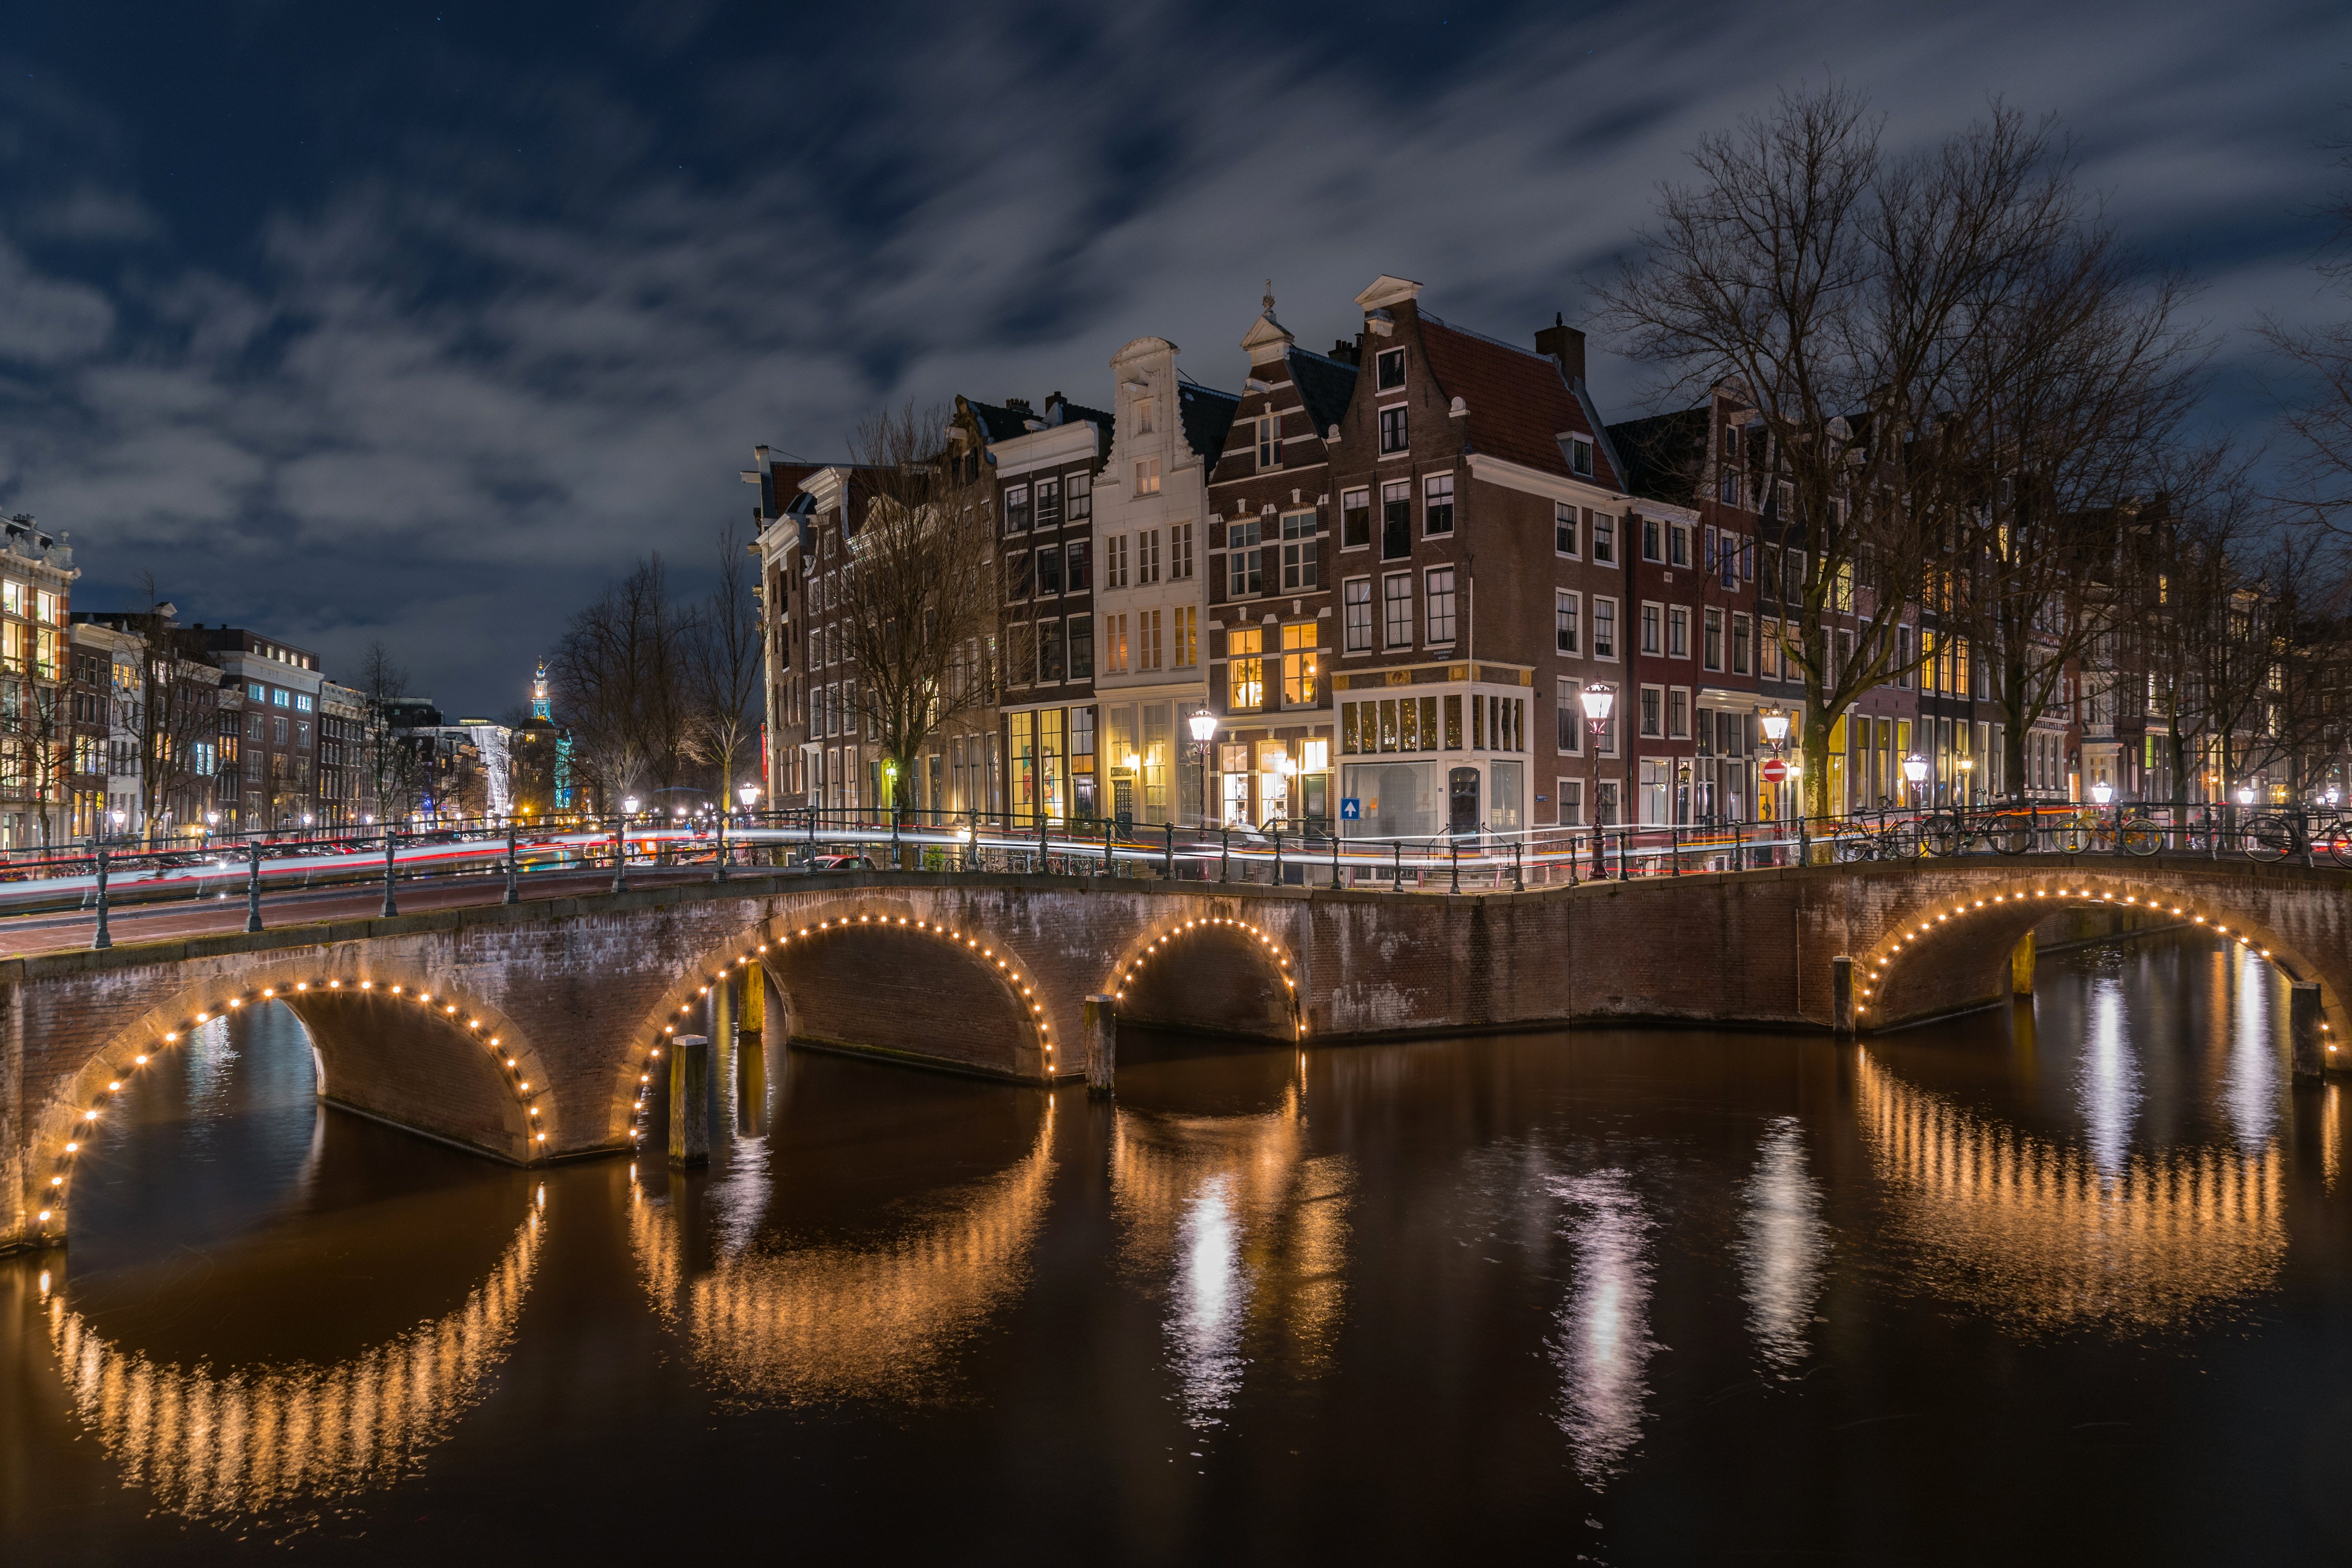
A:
[0,0,2345,714]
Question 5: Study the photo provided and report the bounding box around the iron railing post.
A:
[1670,823,1680,876]
[383,828,401,916]
[1331,826,1343,890]
[506,825,521,903]
[245,838,264,933]
[1222,826,1231,883]
[1393,838,1402,891]
[1449,836,1460,895]
[715,807,728,883]
[1274,829,1283,886]
[611,817,628,895]
[91,846,110,951]
[1617,829,1629,881]
[1512,836,1523,892]
[1165,822,1176,879]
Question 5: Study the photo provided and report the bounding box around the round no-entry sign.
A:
[1761,758,1788,784]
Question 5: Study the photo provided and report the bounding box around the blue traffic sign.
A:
[1340,797,1362,821]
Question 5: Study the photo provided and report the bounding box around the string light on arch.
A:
[1860,881,2320,1032]
[34,972,549,1235]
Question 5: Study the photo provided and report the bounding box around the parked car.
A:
[806,853,876,872]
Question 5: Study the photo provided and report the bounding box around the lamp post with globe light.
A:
[1579,682,1616,878]
[615,794,639,894]
[1188,707,1218,834]
[1902,753,1929,812]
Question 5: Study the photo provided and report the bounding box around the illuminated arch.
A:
[1105,913,1302,1041]
[44,1199,543,1517]
[1858,875,2339,1044]
[27,960,557,1244]
[607,905,1057,1146]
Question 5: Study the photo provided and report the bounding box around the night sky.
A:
[0,1,2344,715]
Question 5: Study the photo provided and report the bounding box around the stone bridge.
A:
[7,856,2350,1251]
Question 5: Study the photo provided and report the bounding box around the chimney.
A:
[1535,312,1586,385]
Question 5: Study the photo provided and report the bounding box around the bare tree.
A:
[355,638,423,823]
[547,556,694,812]
[682,520,763,806]
[1596,86,2182,815]
[115,579,223,840]
[836,401,999,821]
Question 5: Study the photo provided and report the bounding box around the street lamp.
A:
[1958,755,1975,806]
[738,783,760,810]
[1758,707,1789,752]
[1578,682,1616,850]
[2090,780,2113,807]
[622,795,639,817]
[1188,706,1218,827]
[1902,752,1928,810]
[2235,784,2255,807]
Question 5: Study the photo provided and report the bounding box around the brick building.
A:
[1291,275,1632,838]
[1201,290,1353,830]
[960,393,1115,824]
[192,628,324,830]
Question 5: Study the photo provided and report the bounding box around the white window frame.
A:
[1425,566,1457,645]
[1556,590,1580,656]
[1382,572,1413,650]
[1592,596,1619,661]
[1343,577,1373,654]
[1554,501,1579,558]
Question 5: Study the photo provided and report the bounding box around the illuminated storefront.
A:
[1333,663,1532,837]
[1005,705,1097,823]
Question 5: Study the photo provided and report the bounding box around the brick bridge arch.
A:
[1107,912,1301,1041]
[25,953,559,1245]
[1850,860,2350,1034]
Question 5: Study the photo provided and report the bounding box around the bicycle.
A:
[1832,816,1911,862]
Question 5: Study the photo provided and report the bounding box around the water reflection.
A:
[1547,1169,1655,1480]
[1736,1118,1828,1375]
[1857,1052,2284,1329]
[1112,1075,1355,1430]
[2079,979,2140,1179]
[45,1203,542,1519]
[2224,946,2279,1152]
[629,1106,1054,1407]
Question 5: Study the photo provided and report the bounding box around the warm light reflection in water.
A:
[630,1111,1054,1406]
[1736,1118,1828,1375]
[1857,1053,2284,1329]
[1547,1169,1655,1480]
[1111,1082,1355,1430]
[45,1207,542,1519]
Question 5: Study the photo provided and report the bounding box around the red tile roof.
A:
[1417,313,1617,489]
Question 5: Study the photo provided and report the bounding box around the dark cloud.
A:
[0,0,2341,713]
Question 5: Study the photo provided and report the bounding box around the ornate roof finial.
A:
[1263,279,1275,315]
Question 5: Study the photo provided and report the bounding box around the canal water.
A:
[7,930,2352,1564]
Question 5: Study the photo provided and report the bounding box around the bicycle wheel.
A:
[1834,833,1871,864]
[2120,820,2161,857]
[1920,815,1962,858]
[2243,814,2295,863]
[1984,813,2034,855]
[2056,817,2092,854]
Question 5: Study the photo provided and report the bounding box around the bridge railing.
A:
[17,799,2348,949]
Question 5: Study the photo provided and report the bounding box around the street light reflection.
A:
[1736,1118,1828,1375]
[1111,1084,1355,1432]
[1548,1169,1656,1481]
